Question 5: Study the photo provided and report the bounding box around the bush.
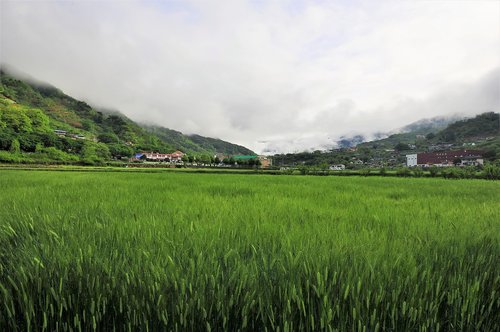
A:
[412,167,424,178]
[396,167,411,177]
[482,164,500,180]
[442,167,464,179]
[0,150,23,163]
[359,168,371,176]
[428,166,440,177]
[298,166,309,175]
[462,166,477,179]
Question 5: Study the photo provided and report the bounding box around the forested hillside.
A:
[143,126,255,156]
[432,112,499,143]
[0,69,254,164]
[273,112,499,167]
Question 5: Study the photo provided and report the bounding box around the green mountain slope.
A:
[272,112,499,167]
[188,134,255,155]
[433,112,499,143]
[357,112,499,150]
[0,68,254,164]
[142,126,254,156]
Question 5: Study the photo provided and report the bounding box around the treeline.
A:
[279,164,500,180]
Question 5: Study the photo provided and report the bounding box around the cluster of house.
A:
[131,151,185,162]
[329,164,346,171]
[130,151,273,168]
[54,129,86,140]
[406,149,484,167]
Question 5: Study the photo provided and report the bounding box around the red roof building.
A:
[407,150,484,167]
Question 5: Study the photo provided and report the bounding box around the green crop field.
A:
[0,170,499,331]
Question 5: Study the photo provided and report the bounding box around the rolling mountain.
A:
[143,126,255,156]
[0,67,255,164]
[273,112,499,167]
[334,115,462,149]
[357,112,499,150]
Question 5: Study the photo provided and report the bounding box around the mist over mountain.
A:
[0,68,255,164]
[335,115,465,149]
[2,1,499,154]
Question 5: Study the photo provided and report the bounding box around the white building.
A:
[329,164,346,171]
[406,154,417,167]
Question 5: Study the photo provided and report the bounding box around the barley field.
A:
[0,170,499,331]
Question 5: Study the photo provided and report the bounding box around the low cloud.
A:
[2,0,499,153]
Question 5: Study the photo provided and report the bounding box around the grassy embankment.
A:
[0,170,499,330]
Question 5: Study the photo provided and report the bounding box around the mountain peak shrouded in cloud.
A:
[2,0,499,154]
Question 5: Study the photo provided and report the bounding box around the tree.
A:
[108,144,134,158]
[200,154,211,165]
[359,168,371,176]
[396,167,411,177]
[25,108,50,132]
[2,105,32,133]
[214,156,221,164]
[298,165,309,175]
[81,119,96,132]
[394,142,410,151]
[43,147,75,162]
[0,108,6,129]
[182,154,189,163]
[0,129,15,150]
[81,143,97,164]
[442,131,456,143]
[19,133,40,152]
[319,162,329,175]
[412,167,424,178]
[429,166,440,177]
[483,150,496,161]
[9,138,20,154]
[482,163,500,180]
[80,142,106,165]
[97,132,120,144]
[95,143,111,160]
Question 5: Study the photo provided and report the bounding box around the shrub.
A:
[412,167,424,178]
[359,168,371,176]
[428,166,440,177]
[442,167,464,179]
[482,164,500,180]
[396,167,411,177]
[298,166,309,175]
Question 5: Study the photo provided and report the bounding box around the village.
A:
[129,151,273,168]
[127,146,486,172]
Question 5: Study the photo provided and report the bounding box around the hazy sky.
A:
[2,0,499,153]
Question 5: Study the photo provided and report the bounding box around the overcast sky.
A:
[1,0,499,153]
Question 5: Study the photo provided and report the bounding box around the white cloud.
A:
[2,0,499,153]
